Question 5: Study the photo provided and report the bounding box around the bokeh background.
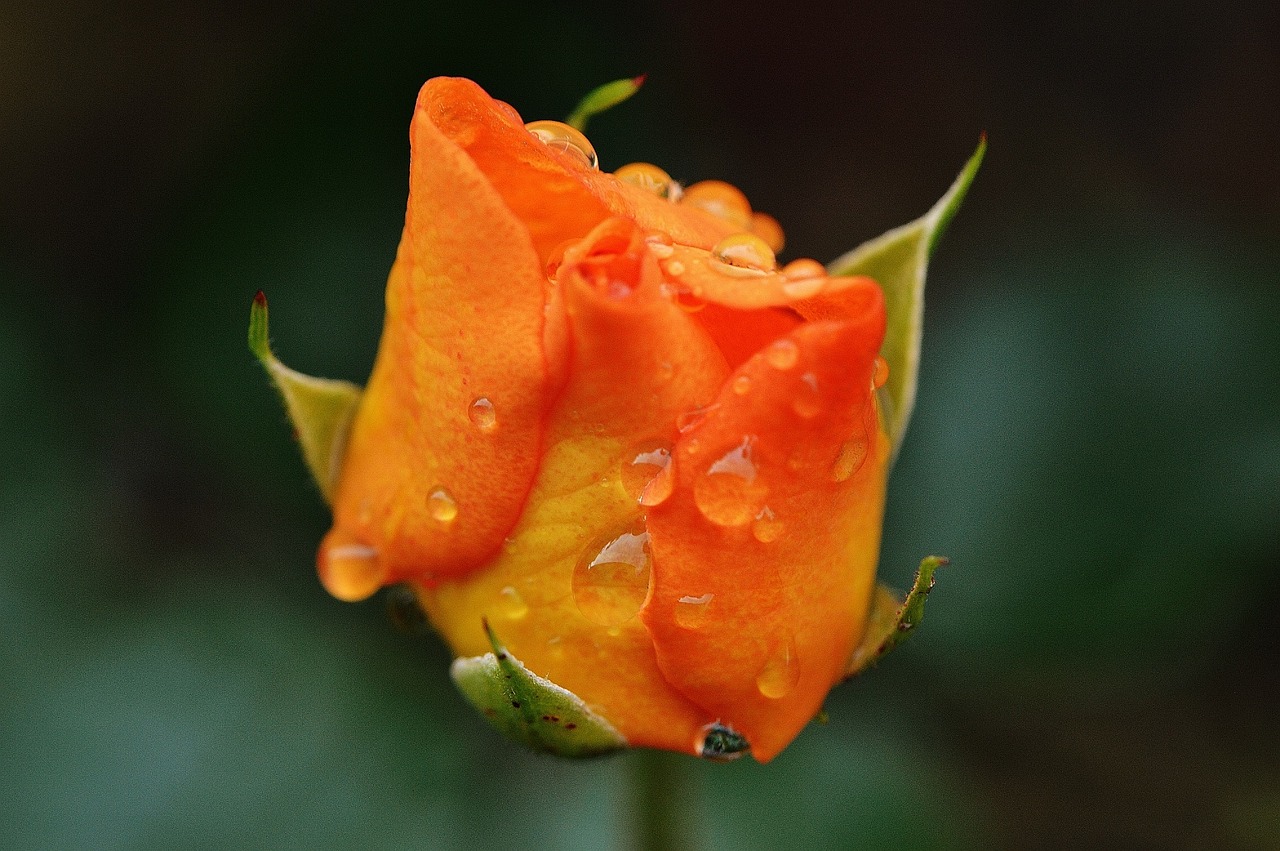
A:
[3,1,1278,847]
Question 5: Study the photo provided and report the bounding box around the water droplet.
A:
[694,436,768,527]
[752,506,783,543]
[427,487,458,522]
[780,258,827,299]
[495,585,529,619]
[674,593,714,628]
[731,374,752,395]
[756,638,800,699]
[831,438,868,482]
[385,584,430,633]
[621,442,673,505]
[492,100,523,125]
[680,180,752,230]
[872,356,890,389]
[765,339,799,370]
[524,120,599,169]
[710,233,776,276]
[317,532,384,602]
[615,162,677,198]
[657,361,675,381]
[468,396,497,432]
[698,722,750,760]
[792,372,822,418]
[671,284,706,313]
[664,259,688,277]
[751,211,785,253]
[676,403,718,434]
[572,522,653,626]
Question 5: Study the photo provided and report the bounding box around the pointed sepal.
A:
[450,620,627,758]
[565,75,645,132]
[827,138,985,460]
[844,555,948,677]
[248,291,362,504]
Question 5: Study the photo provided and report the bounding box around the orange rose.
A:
[250,77,982,762]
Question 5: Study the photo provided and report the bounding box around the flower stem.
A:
[629,749,687,851]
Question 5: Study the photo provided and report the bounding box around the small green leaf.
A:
[844,556,948,677]
[828,138,985,460]
[248,291,362,504]
[565,75,646,132]
[450,620,627,758]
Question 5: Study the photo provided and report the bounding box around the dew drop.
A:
[657,361,675,381]
[831,438,868,482]
[572,522,653,626]
[317,532,385,602]
[872,356,890,389]
[752,506,783,543]
[495,585,529,619]
[751,211,785,253]
[427,487,458,523]
[792,371,822,418]
[621,442,673,505]
[780,258,827,299]
[731,374,752,395]
[765,338,799,370]
[756,638,800,699]
[524,120,599,169]
[694,436,768,527]
[665,259,687,276]
[698,722,750,760]
[674,593,714,629]
[468,396,497,432]
[615,162,677,198]
[710,233,776,276]
[680,180,752,230]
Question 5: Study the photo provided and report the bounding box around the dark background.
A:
[3,1,1278,847]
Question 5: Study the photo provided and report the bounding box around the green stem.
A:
[629,749,686,851]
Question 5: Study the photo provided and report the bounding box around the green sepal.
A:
[844,556,948,678]
[565,75,645,132]
[248,291,362,504]
[828,138,985,461]
[450,619,627,758]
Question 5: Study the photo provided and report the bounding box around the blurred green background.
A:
[3,1,1278,848]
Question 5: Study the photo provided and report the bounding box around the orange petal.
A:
[323,82,557,588]
[421,219,732,752]
[418,78,738,258]
[643,279,889,762]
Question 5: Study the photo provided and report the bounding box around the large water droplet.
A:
[615,162,677,198]
[317,532,384,602]
[780,258,827,299]
[621,442,674,506]
[756,637,800,699]
[469,396,497,432]
[710,233,776,277]
[680,180,752,230]
[792,371,822,418]
[694,436,768,527]
[427,487,458,522]
[674,593,714,628]
[751,211,785,253]
[524,120,599,169]
[831,438,868,482]
[752,506,783,543]
[698,721,750,760]
[765,338,799,370]
[731,374,752,395]
[495,585,529,619]
[572,522,652,626]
